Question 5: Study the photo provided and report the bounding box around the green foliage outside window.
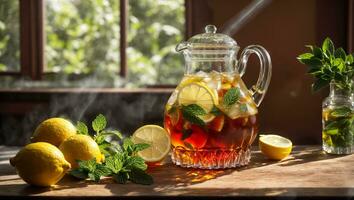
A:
[0,0,184,87]
[0,0,20,72]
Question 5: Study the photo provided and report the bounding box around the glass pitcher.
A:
[164,25,272,169]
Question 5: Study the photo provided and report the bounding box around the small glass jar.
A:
[322,81,354,154]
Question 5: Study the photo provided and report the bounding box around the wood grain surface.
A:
[1,145,354,199]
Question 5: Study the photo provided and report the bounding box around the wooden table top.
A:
[1,145,354,200]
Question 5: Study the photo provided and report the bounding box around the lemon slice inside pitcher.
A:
[177,82,218,122]
[131,125,171,163]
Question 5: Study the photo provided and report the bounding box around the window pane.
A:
[45,0,120,74]
[0,0,20,72]
[128,0,185,86]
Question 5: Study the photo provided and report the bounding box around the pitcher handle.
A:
[237,45,272,106]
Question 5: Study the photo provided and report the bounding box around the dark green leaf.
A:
[88,173,99,182]
[129,168,153,185]
[181,108,205,126]
[210,106,222,116]
[322,37,334,56]
[181,129,192,140]
[69,169,88,180]
[331,107,352,118]
[123,138,135,154]
[299,57,322,66]
[113,173,128,184]
[312,79,329,92]
[76,121,89,135]
[125,156,147,171]
[92,114,107,133]
[95,164,112,177]
[223,87,241,106]
[335,48,346,60]
[313,47,323,59]
[181,104,206,115]
[77,159,97,172]
[105,154,124,174]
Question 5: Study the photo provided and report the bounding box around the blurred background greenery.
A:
[0,0,185,87]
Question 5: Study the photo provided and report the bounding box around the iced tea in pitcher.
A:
[164,25,271,169]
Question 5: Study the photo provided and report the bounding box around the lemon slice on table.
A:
[131,125,171,163]
[259,134,293,160]
[178,82,218,122]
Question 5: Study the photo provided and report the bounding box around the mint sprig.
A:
[223,87,241,106]
[70,159,111,182]
[70,138,152,185]
[72,114,153,185]
[297,37,354,92]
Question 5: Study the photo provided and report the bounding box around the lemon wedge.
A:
[131,125,171,163]
[178,82,218,123]
[259,134,292,160]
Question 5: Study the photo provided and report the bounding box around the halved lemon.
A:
[259,134,292,160]
[131,125,171,163]
[178,82,218,122]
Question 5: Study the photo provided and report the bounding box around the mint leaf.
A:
[133,143,150,152]
[95,134,106,144]
[129,168,153,185]
[95,164,112,177]
[98,142,112,155]
[297,53,313,60]
[92,114,107,133]
[335,48,346,60]
[182,104,206,115]
[113,172,128,184]
[210,106,222,116]
[123,138,135,154]
[76,121,89,135]
[69,169,88,179]
[312,78,330,92]
[223,87,241,106]
[181,108,205,126]
[105,154,124,174]
[331,107,352,118]
[181,129,192,140]
[322,37,334,56]
[125,156,147,171]
[313,47,323,59]
[78,159,97,172]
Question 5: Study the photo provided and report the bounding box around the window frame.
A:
[0,0,192,85]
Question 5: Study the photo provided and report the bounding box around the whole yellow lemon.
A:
[59,134,103,169]
[31,118,77,147]
[10,142,71,187]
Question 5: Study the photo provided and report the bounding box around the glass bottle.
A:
[322,81,354,154]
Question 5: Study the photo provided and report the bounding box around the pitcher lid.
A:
[176,25,238,52]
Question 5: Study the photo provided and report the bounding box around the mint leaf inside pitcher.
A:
[223,87,241,106]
